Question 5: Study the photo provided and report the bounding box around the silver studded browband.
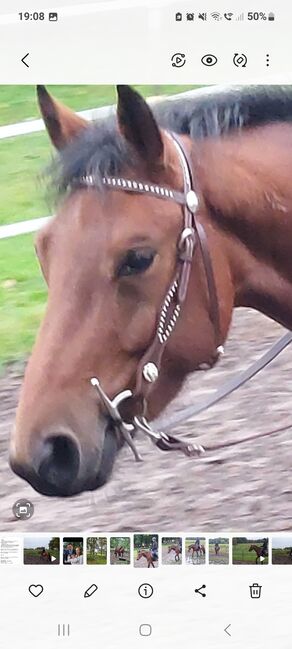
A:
[78,174,187,206]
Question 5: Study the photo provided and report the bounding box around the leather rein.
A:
[75,131,292,461]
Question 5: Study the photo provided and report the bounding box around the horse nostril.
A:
[38,435,80,494]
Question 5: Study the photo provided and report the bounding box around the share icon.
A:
[194,584,206,597]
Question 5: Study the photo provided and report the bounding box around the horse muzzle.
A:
[9,421,120,497]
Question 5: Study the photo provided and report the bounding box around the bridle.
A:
[76,131,224,459]
[76,130,292,461]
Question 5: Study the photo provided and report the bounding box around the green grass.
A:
[232,542,268,564]
[0,133,50,225]
[0,234,46,365]
[87,553,107,565]
[0,84,200,363]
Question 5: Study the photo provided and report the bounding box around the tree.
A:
[100,538,107,556]
[49,537,59,552]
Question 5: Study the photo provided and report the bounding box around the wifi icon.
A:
[211,11,222,20]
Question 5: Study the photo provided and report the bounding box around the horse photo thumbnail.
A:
[23,537,60,564]
[134,534,159,568]
[232,537,269,565]
[110,537,131,565]
[272,537,292,564]
[161,537,182,565]
[185,537,206,565]
[209,538,229,565]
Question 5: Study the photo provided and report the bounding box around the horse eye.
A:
[117,248,156,278]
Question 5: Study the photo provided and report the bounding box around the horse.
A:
[188,543,205,561]
[215,543,220,555]
[249,544,267,564]
[40,547,51,563]
[114,546,125,558]
[10,84,292,497]
[168,544,181,561]
[137,549,156,568]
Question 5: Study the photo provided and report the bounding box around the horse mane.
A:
[51,85,292,195]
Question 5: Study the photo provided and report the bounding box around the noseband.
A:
[78,131,223,459]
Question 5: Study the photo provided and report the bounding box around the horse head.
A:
[10,85,234,497]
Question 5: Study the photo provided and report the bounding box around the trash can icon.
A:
[249,583,262,599]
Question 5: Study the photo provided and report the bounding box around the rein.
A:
[77,131,292,461]
[91,330,292,460]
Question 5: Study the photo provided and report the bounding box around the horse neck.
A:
[195,123,292,330]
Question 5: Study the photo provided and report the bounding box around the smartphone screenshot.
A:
[0,1,292,647]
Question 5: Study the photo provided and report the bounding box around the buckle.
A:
[178,227,196,262]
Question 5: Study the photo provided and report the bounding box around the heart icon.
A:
[28,584,44,598]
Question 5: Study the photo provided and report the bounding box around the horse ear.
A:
[37,85,88,150]
[116,85,163,165]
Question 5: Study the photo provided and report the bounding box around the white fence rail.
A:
[0,105,115,140]
[0,217,51,240]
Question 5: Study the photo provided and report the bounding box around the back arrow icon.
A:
[21,53,29,68]
[224,624,231,637]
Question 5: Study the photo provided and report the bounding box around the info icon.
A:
[138,583,154,599]
[12,499,34,520]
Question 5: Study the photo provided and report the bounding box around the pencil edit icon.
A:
[84,584,98,598]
